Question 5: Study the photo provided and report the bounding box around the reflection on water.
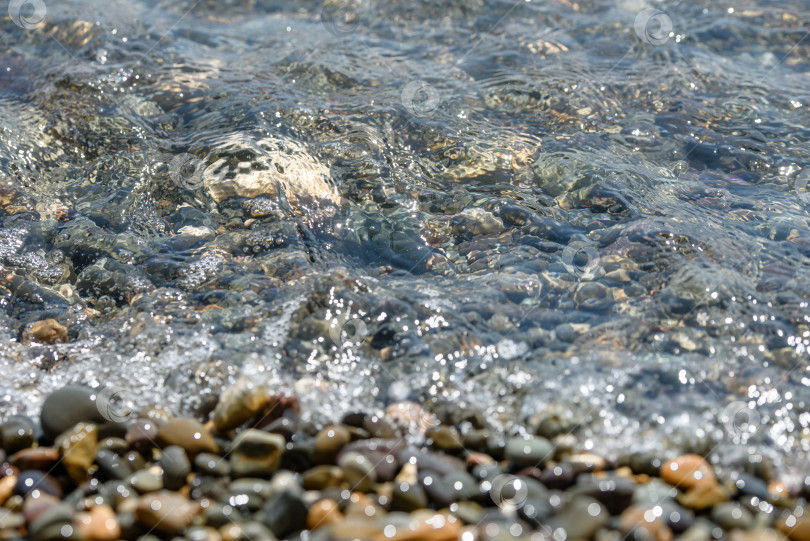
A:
[1,0,810,476]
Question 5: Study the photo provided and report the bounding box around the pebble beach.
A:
[1,0,810,539]
[1,383,809,541]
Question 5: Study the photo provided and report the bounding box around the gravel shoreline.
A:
[0,384,807,541]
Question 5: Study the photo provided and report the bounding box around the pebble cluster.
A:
[0,384,808,541]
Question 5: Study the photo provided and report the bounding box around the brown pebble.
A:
[138,406,173,428]
[126,420,160,453]
[661,454,716,489]
[22,492,60,524]
[387,402,437,435]
[426,425,464,451]
[301,465,344,490]
[157,418,217,456]
[135,491,201,535]
[778,508,810,541]
[4,495,23,512]
[769,481,790,503]
[10,447,59,471]
[465,452,494,467]
[307,499,342,530]
[210,379,271,433]
[219,523,244,541]
[23,319,67,344]
[567,452,607,473]
[677,483,729,510]
[75,504,121,541]
[395,463,418,485]
[313,425,351,464]
[56,422,98,483]
[620,505,674,541]
[251,394,300,431]
[398,512,462,541]
[329,511,461,541]
[731,529,786,541]
[0,475,16,507]
[344,492,383,518]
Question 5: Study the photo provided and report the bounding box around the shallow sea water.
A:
[1,0,810,480]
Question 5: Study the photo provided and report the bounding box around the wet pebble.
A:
[711,502,755,530]
[27,502,74,541]
[56,422,98,483]
[10,447,59,471]
[571,473,636,515]
[0,415,36,453]
[159,445,190,491]
[443,471,480,502]
[210,379,271,433]
[302,465,344,490]
[547,496,610,540]
[393,464,429,511]
[75,504,120,541]
[157,418,217,456]
[619,504,674,541]
[777,509,810,541]
[398,448,466,475]
[677,483,729,510]
[194,453,230,476]
[23,319,67,344]
[135,491,200,535]
[313,425,351,464]
[337,452,376,492]
[97,437,128,454]
[426,426,464,452]
[127,469,163,494]
[0,475,15,506]
[734,474,771,501]
[22,492,61,524]
[0,511,24,531]
[40,387,110,441]
[420,471,455,508]
[661,455,717,490]
[539,462,576,490]
[14,471,61,498]
[261,488,307,538]
[229,429,285,478]
[307,498,342,530]
[505,436,554,469]
[94,449,134,480]
[125,420,160,454]
[339,439,403,481]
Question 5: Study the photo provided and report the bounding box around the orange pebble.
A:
[307,499,342,530]
[620,505,674,541]
[769,481,788,497]
[660,454,716,489]
[777,509,810,541]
